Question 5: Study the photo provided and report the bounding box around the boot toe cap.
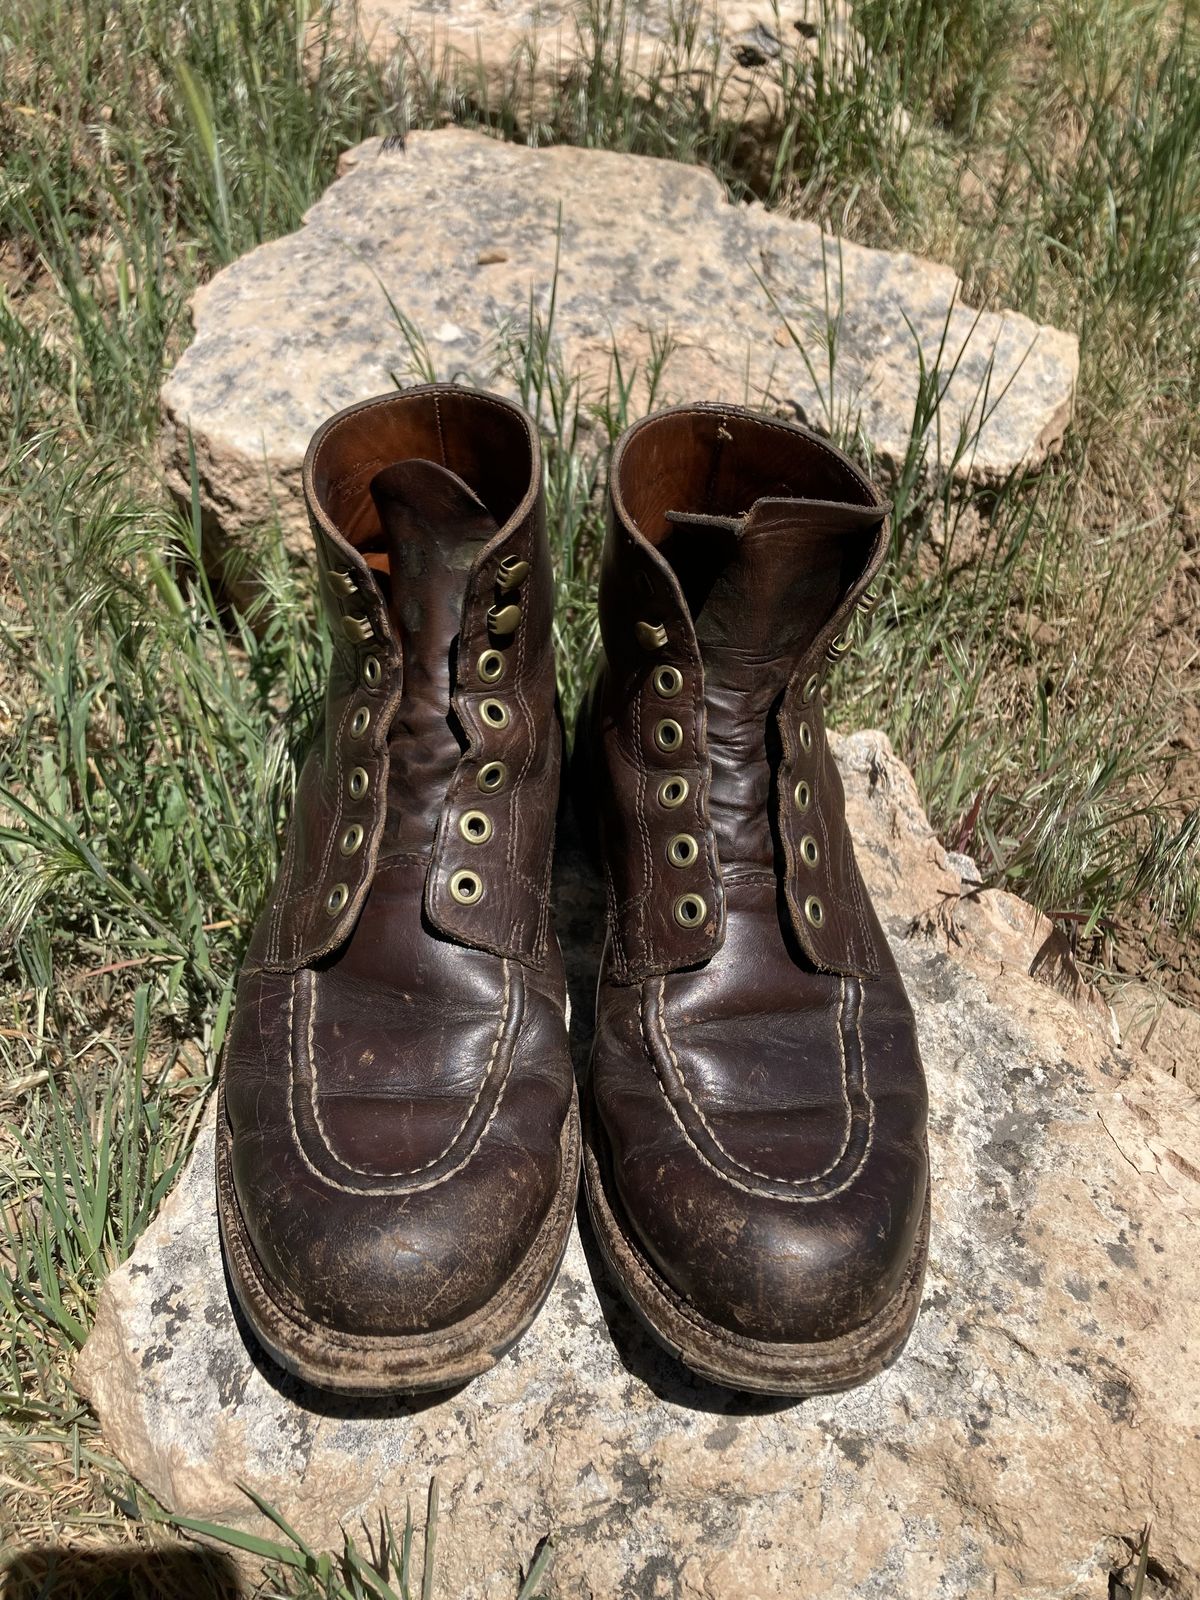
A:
[229,1130,557,1339]
[615,1132,927,1346]
[221,972,572,1343]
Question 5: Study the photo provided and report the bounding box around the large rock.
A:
[331,0,863,151]
[77,732,1199,1599]
[161,130,1077,565]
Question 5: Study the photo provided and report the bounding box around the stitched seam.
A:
[286,960,519,1195]
[433,390,446,466]
[268,820,298,967]
[779,707,841,970]
[507,521,537,947]
[322,388,533,433]
[304,961,511,1178]
[853,978,877,1173]
[604,855,628,981]
[319,393,533,502]
[641,1007,870,1204]
[812,725,836,931]
[638,992,786,1201]
[506,518,533,878]
[656,976,854,1186]
[633,693,652,953]
[300,694,356,947]
[217,1089,579,1352]
[842,806,875,961]
[692,662,722,931]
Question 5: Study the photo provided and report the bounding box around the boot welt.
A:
[216,1086,581,1397]
[582,1087,929,1398]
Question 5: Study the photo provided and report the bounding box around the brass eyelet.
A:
[449,869,483,905]
[799,833,820,867]
[798,720,813,753]
[497,555,530,594]
[636,621,668,652]
[459,810,493,845]
[350,706,371,737]
[327,569,357,597]
[481,698,510,730]
[793,778,812,812]
[486,603,521,637]
[658,776,689,809]
[652,665,684,700]
[339,823,364,857]
[363,655,382,688]
[802,673,820,703]
[654,718,683,753]
[804,895,825,928]
[666,832,699,868]
[673,892,707,928]
[478,649,506,684]
[325,882,349,916]
[827,628,853,661]
[858,584,880,614]
[477,760,508,794]
[348,766,369,800]
[343,615,374,645]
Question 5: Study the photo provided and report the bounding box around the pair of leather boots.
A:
[218,385,929,1398]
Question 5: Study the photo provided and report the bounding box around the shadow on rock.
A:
[0,1546,243,1599]
[553,811,606,1081]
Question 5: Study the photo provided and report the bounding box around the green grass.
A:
[0,0,1197,1584]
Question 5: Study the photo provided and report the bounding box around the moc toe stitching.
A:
[644,975,873,1200]
[600,978,924,1348]
[294,961,517,1187]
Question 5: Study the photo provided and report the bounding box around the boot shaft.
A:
[587,403,890,982]
[246,386,561,973]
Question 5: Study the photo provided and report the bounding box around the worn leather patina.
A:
[578,403,930,1395]
[217,386,579,1395]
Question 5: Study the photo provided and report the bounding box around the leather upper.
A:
[245,387,560,972]
[224,386,574,1341]
[583,404,929,1347]
[594,407,892,982]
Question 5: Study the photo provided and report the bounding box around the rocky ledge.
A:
[76,732,1198,1599]
[331,0,867,156]
[160,129,1077,570]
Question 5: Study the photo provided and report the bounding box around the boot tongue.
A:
[371,459,498,653]
[369,460,499,853]
[662,496,886,675]
[659,494,885,873]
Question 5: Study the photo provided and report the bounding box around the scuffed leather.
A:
[224,386,574,1341]
[583,403,929,1347]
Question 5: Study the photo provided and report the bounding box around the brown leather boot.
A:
[218,386,579,1395]
[577,403,929,1396]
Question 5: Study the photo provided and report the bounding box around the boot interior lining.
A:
[616,410,878,546]
[309,390,534,563]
